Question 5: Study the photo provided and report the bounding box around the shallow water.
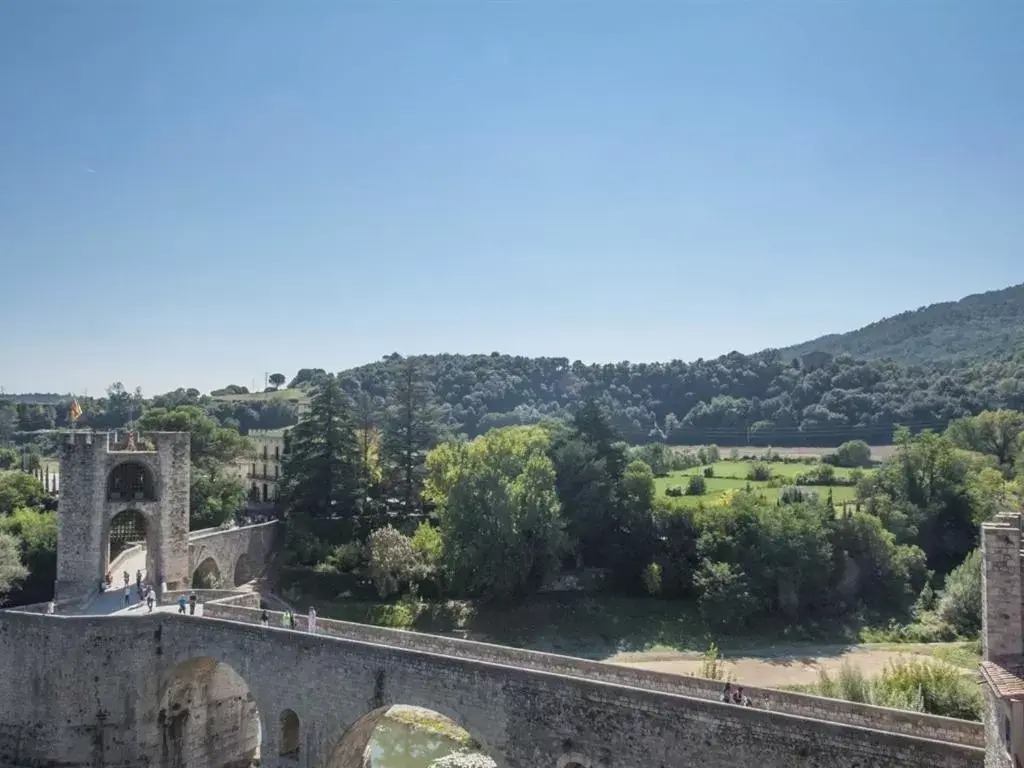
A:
[368,718,463,767]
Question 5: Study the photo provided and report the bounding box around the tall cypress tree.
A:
[281,374,360,522]
[381,357,442,514]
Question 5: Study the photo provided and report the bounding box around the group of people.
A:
[176,592,199,615]
[120,569,156,612]
[258,607,318,634]
[720,683,753,707]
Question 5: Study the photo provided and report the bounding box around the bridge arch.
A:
[558,756,593,768]
[159,656,264,768]
[191,556,222,588]
[234,552,253,585]
[323,704,495,768]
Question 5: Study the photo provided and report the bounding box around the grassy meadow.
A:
[652,460,869,508]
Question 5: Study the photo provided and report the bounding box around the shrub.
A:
[779,485,818,505]
[703,466,715,478]
[746,463,772,481]
[410,521,444,566]
[665,485,684,497]
[324,541,364,572]
[368,526,419,599]
[695,559,758,631]
[874,658,981,720]
[642,561,663,596]
[937,549,982,636]
[686,474,707,496]
[827,440,874,469]
[699,641,732,682]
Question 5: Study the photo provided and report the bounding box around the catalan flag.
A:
[69,398,82,423]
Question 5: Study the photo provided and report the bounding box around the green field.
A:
[653,460,868,508]
[209,387,308,403]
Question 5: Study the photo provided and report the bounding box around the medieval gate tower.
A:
[54,430,192,604]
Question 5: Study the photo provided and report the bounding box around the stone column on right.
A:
[982,511,1024,662]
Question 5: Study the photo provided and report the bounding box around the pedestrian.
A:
[46,601,55,615]
[177,595,187,614]
[260,610,269,627]
[308,606,317,634]
[123,585,131,608]
[720,683,732,703]
[145,587,155,613]
[188,592,197,616]
[122,570,129,588]
[135,570,142,590]
[288,612,296,630]
[280,611,290,628]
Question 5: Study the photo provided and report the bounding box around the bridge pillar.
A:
[54,430,191,605]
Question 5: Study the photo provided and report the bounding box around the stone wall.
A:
[205,601,983,749]
[0,609,984,768]
[982,513,1024,661]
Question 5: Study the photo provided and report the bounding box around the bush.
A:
[324,541,364,572]
[695,559,758,631]
[937,549,982,636]
[827,440,874,469]
[779,486,818,505]
[665,485,684,497]
[746,463,772,481]
[410,521,444,566]
[642,562,662,596]
[703,466,714,478]
[686,474,707,496]
[810,657,981,720]
[368,526,419,599]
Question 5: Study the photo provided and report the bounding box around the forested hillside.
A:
[778,283,1024,365]
[328,347,1024,446]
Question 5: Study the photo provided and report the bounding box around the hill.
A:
[777,283,1024,365]
[334,347,1024,447]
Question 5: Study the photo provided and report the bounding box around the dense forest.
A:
[4,283,1024,447]
[778,282,1024,365]
[326,346,1024,445]
[4,346,1024,448]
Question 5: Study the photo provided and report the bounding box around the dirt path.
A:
[609,643,954,688]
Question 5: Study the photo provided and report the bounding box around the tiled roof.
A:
[982,659,1024,699]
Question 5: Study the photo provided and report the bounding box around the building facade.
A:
[234,428,290,505]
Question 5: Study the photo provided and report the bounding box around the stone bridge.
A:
[188,521,280,588]
[0,595,984,768]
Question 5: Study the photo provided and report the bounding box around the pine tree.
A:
[281,374,360,521]
[381,357,442,514]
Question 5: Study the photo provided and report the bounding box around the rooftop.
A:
[981,658,1024,700]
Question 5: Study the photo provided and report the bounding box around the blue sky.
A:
[1,2,1021,396]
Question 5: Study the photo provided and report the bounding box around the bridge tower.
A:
[54,430,191,605]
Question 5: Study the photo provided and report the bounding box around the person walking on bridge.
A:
[123,585,131,608]
[177,595,187,614]
[145,586,155,613]
[188,591,197,615]
[308,606,317,634]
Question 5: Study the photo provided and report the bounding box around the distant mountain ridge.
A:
[777,283,1024,366]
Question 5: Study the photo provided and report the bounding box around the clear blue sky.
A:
[2,2,1021,396]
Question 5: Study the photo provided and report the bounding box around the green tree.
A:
[946,410,1024,472]
[0,507,57,602]
[829,440,873,468]
[936,548,982,636]
[368,525,418,598]
[268,373,287,389]
[425,425,565,600]
[0,530,28,601]
[381,358,443,514]
[281,374,360,524]
[0,472,47,517]
[0,447,18,471]
[137,405,253,527]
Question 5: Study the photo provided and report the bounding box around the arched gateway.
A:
[54,430,192,604]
